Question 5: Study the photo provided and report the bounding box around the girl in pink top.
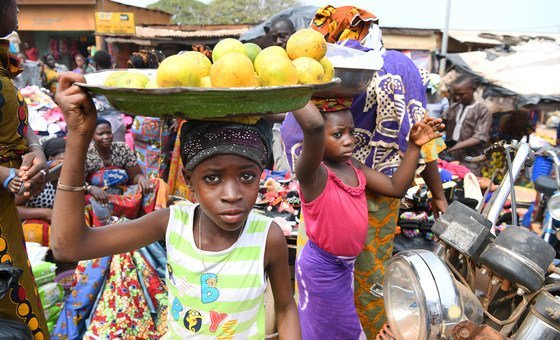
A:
[292,101,443,339]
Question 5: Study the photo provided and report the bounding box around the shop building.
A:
[17,0,171,67]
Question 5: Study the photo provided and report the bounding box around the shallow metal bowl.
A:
[78,69,341,119]
[314,67,376,98]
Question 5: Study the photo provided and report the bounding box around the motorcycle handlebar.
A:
[465,154,487,163]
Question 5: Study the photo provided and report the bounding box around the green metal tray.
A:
[77,69,341,119]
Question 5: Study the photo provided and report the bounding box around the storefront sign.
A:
[95,12,136,35]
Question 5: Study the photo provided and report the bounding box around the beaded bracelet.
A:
[57,181,87,192]
[3,168,17,189]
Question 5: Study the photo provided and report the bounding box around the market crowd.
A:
[1,1,535,339]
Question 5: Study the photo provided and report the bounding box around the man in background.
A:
[443,74,492,175]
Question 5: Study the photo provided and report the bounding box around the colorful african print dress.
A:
[0,39,48,339]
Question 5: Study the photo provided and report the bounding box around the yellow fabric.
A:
[311,5,378,44]
[0,76,29,163]
[0,40,22,77]
[43,67,58,94]
[354,192,400,337]
[167,120,194,201]
[421,137,446,163]
[22,221,50,246]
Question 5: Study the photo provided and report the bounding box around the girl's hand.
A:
[55,72,97,138]
[89,186,109,206]
[409,116,445,147]
[8,176,22,194]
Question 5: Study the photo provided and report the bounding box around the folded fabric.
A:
[52,257,111,340]
[437,159,471,179]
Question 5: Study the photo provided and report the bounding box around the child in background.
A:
[51,72,301,339]
[291,101,443,339]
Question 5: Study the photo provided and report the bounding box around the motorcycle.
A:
[377,140,560,339]
[531,146,560,253]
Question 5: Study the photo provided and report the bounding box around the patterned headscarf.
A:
[0,39,22,78]
[311,97,353,113]
[311,5,378,44]
[179,119,272,171]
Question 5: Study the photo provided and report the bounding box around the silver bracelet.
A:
[28,143,43,151]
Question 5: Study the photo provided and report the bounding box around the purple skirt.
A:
[296,240,365,339]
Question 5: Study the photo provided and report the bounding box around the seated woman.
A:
[16,137,66,246]
[85,119,167,226]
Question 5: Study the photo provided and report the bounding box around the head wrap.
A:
[96,118,112,129]
[311,97,353,113]
[180,119,272,171]
[0,39,22,78]
[311,5,378,44]
[43,137,66,159]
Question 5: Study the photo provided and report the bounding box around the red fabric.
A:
[300,162,368,257]
[25,47,39,61]
[437,159,471,179]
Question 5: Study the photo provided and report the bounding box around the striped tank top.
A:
[164,204,271,339]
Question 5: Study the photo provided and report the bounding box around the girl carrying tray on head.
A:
[51,72,301,339]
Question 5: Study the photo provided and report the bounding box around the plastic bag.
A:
[38,282,65,308]
[326,42,383,70]
[31,261,57,286]
[0,318,33,339]
[0,265,22,300]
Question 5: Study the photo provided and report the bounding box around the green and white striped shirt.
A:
[164,204,271,339]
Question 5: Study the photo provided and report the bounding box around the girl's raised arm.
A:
[51,72,167,261]
[291,101,327,202]
[358,116,444,198]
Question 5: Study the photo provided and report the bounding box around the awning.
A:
[448,30,559,46]
[446,40,560,106]
[135,26,249,39]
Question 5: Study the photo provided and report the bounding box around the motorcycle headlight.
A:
[383,250,483,339]
[547,192,560,220]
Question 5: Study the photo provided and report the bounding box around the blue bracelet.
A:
[3,168,17,189]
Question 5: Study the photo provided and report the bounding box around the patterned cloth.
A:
[131,116,175,180]
[27,181,56,209]
[85,141,137,176]
[0,39,48,340]
[311,5,377,44]
[85,177,168,227]
[351,50,433,176]
[167,120,193,201]
[52,243,168,339]
[179,119,272,171]
[52,257,111,339]
[84,252,167,339]
[354,193,400,335]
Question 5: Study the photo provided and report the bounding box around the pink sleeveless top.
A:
[300,161,368,257]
